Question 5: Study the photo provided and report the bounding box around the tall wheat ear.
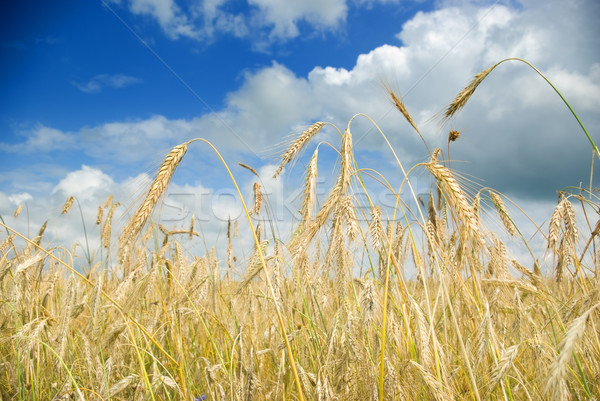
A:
[425,159,482,245]
[119,142,188,259]
[443,63,498,122]
[441,57,599,158]
[384,85,431,154]
[545,301,600,401]
[274,122,326,178]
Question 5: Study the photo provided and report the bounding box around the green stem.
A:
[501,57,599,160]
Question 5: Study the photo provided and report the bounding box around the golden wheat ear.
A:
[119,142,188,257]
[443,63,499,123]
[249,182,263,216]
[274,122,326,178]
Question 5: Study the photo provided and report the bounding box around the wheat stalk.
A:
[249,182,263,216]
[120,142,188,256]
[548,200,564,250]
[33,220,47,246]
[61,196,75,214]
[489,344,519,391]
[369,206,385,251]
[102,202,120,249]
[239,162,258,176]
[96,205,103,225]
[426,162,482,244]
[103,194,113,208]
[489,191,517,236]
[443,63,499,122]
[561,197,578,245]
[227,218,234,270]
[546,301,600,400]
[409,360,450,401]
[388,90,420,134]
[300,147,319,221]
[274,122,326,178]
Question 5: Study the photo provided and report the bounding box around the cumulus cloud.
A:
[111,0,406,45]
[1,0,597,276]
[4,0,599,206]
[72,73,142,94]
[117,0,201,39]
[8,192,33,205]
[1,166,122,255]
[248,0,347,39]
[52,165,115,202]
[0,125,76,153]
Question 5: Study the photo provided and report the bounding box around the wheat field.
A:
[0,59,599,400]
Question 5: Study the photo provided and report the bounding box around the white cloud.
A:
[2,0,597,276]
[0,125,76,153]
[5,0,599,207]
[52,165,115,202]
[72,73,142,94]
[248,0,347,39]
[127,0,200,39]
[226,62,320,139]
[8,193,33,205]
[115,0,401,45]
[545,64,600,112]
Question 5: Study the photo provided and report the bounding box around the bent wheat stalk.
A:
[443,57,599,159]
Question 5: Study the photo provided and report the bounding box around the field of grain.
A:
[1,59,599,400]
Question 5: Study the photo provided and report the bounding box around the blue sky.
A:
[1,0,599,264]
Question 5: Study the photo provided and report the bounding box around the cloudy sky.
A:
[1,0,598,267]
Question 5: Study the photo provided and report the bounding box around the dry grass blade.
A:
[189,213,195,239]
[274,122,325,178]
